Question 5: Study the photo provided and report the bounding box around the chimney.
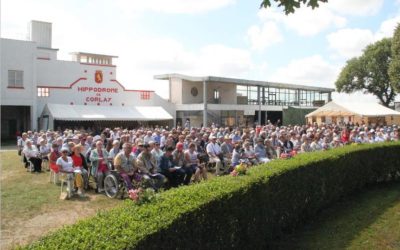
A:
[28,20,52,48]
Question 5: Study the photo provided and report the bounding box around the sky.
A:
[1,0,400,103]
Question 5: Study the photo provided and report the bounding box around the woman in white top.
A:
[56,147,85,197]
[23,140,42,173]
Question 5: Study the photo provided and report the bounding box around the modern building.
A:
[1,21,174,140]
[1,20,336,141]
[155,74,334,127]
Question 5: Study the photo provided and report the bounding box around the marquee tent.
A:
[305,101,400,125]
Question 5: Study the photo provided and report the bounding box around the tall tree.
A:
[389,24,400,92]
[260,0,327,14]
[335,38,397,107]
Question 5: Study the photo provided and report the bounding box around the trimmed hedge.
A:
[25,142,400,249]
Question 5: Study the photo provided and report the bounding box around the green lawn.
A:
[271,182,400,250]
[0,151,119,249]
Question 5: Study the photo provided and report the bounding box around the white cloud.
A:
[114,39,253,97]
[247,21,283,50]
[269,55,340,88]
[327,15,400,59]
[114,0,235,14]
[375,16,400,40]
[257,6,346,37]
[327,0,384,16]
[327,29,375,58]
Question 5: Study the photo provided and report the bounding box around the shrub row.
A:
[25,142,400,249]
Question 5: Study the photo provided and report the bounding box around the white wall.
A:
[170,77,182,104]
[207,81,237,104]
[1,39,37,106]
[182,80,203,104]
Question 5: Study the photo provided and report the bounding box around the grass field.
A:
[1,150,399,249]
[0,151,119,249]
[271,182,400,249]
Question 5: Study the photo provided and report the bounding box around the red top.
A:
[71,154,83,168]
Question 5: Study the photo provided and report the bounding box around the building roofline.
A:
[70,52,119,58]
[154,73,335,92]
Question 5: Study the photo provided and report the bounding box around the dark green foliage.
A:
[389,24,400,92]
[283,106,316,125]
[24,142,400,250]
[335,38,397,107]
[260,0,328,15]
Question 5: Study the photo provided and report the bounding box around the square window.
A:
[37,88,49,97]
[8,70,23,87]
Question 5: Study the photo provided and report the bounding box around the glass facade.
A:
[236,85,330,107]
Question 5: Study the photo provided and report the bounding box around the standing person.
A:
[18,133,29,167]
[23,140,42,173]
[159,146,185,187]
[56,147,85,197]
[90,141,110,193]
[114,143,137,191]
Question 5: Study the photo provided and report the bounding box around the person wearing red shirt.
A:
[70,144,89,190]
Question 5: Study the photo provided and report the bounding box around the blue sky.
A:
[2,0,400,102]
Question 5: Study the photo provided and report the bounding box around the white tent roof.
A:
[306,101,400,118]
[43,103,173,121]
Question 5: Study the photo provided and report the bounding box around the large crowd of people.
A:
[17,122,400,197]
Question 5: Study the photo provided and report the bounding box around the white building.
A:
[1,20,335,140]
[1,21,174,139]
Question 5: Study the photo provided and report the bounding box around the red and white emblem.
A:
[95,70,103,84]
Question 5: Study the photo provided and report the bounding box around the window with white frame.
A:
[8,70,24,87]
[37,87,50,97]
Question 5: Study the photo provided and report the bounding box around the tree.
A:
[389,24,400,92]
[335,38,397,107]
[260,0,327,15]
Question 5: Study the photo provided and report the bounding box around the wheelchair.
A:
[104,170,133,199]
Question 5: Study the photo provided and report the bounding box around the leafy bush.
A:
[24,142,400,250]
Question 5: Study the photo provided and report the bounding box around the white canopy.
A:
[306,101,400,118]
[43,103,173,121]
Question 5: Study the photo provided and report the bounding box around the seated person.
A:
[254,138,270,164]
[114,143,138,191]
[39,139,50,161]
[70,144,89,190]
[243,142,258,165]
[265,139,277,160]
[108,140,121,163]
[173,143,193,185]
[49,142,61,172]
[231,144,244,168]
[220,136,233,166]
[185,143,207,183]
[23,140,42,173]
[206,136,224,175]
[137,144,166,191]
[56,147,85,197]
[159,146,185,187]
